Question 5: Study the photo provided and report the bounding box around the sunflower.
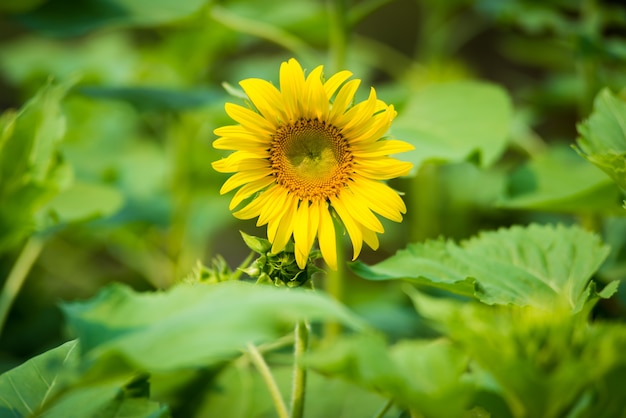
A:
[212,58,413,270]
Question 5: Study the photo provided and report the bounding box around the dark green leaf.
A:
[14,0,208,37]
[78,86,222,112]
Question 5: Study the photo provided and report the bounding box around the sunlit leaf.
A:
[394,81,512,171]
[575,88,626,193]
[61,281,367,372]
[352,224,614,312]
[499,144,622,212]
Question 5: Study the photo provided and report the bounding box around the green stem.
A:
[324,219,345,341]
[290,321,310,418]
[0,236,45,337]
[210,6,318,65]
[328,0,348,71]
[247,343,289,418]
[373,399,394,418]
[409,162,441,243]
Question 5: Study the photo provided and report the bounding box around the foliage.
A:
[1,0,626,417]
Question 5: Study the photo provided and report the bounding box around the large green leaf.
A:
[394,81,512,170]
[0,340,170,418]
[575,88,626,193]
[352,224,614,311]
[0,340,79,417]
[306,334,474,417]
[62,281,367,372]
[0,80,72,252]
[408,291,626,418]
[499,144,622,212]
[14,0,208,37]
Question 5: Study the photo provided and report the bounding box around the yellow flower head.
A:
[212,58,413,270]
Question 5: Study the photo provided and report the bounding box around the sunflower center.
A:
[270,118,353,201]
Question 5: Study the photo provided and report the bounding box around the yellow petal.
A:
[349,178,404,222]
[212,152,268,173]
[267,192,295,242]
[339,190,384,233]
[354,158,413,180]
[352,174,407,214]
[225,103,274,134]
[229,176,275,210]
[271,196,299,254]
[239,78,285,126]
[280,59,305,121]
[220,169,271,194]
[293,202,312,269]
[257,186,291,226]
[352,139,414,158]
[360,223,379,251]
[329,79,360,122]
[330,195,363,260]
[304,65,328,120]
[317,200,337,270]
[324,70,352,98]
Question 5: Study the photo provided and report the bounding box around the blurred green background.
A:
[1,0,625,382]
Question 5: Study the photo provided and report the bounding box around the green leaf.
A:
[78,86,222,112]
[61,281,367,372]
[352,224,612,311]
[38,181,124,227]
[0,79,73,252]
[0,340,79,417]
[0,340,170,418]
[14,0,207,37]
[407,292,626,418]
[394,81,512,170]
[197,362,400,418]
[306,334,474,416]
[575,88,626,192]
[499,144,622,212]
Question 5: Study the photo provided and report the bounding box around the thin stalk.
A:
[0,236,45,337]
[409,162,441,243]
[289,321,310,418]
[210,6,318,65]
[324,218,345,341]
[328,0,348,71]
[373,399,394,418]
[246,343,289,418]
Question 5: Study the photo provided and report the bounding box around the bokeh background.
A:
[1,0,626,377]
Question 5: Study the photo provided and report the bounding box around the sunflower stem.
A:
[247,343,290,418]
[324,219,346,341]
[290,320,310,418]
[328,0,348,71]
[409,162,441,243]
[0,236,45,338]
[373,398,394,418]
